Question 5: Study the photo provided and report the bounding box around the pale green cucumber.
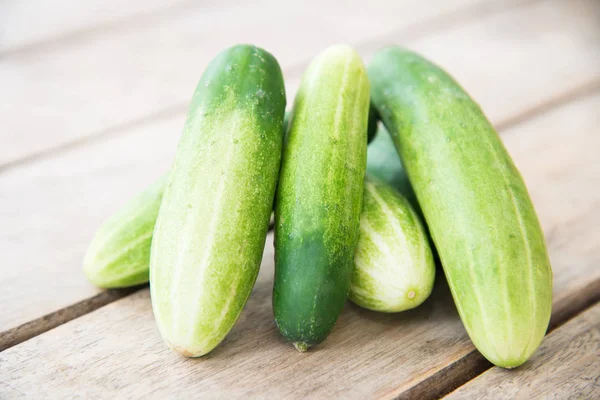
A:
[350,176,435,312]
[273,45,370,351]
[83,175,167,288]
[150,45,286,357]
[368,47,552,368]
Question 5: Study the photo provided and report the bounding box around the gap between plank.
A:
[0,227,278,353]
[0,286,140,352]
[394,281,600,400]
[495,78,600,132]
[0,0,537,176]
[0,103,187,175]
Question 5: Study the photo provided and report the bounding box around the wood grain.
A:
[0,0,526,169]
[0,0,190,54]
[445,303,600,399]
[1,90,599,399]
[2,0,599,349]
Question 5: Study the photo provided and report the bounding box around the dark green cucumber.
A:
[368,47,552,368]
[150,45,286,357]
[274,45,370,352]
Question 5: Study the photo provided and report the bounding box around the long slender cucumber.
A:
[368,47,552,368]
[273,45,370,352]
[150,45,286,357]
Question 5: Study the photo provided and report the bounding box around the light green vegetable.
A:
[369,46,552,368]
[83,176,166,288]
[350,176,435,312]
[150,44,286,357]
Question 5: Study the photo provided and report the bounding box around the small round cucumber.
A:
[273,45,370,352]
[83,175,167,288]
[150,45,286,357]
[350,176,435,312]
[368,47,552,368]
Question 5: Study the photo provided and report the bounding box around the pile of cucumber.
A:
[83,44,552,368]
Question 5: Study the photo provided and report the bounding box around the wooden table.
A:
[1,0,599,398]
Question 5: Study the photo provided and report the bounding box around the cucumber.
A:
[368,47,552,368]
[273,45,369,352]
[285,107,377,144]
[150,45,286,357]
[366,125,416,207]
[350,175,435,312]
[83,175,167,288]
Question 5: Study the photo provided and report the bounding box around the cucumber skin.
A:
[366,125,439,261]
[150,45,286,357]
[285,107,377,144]
[83,175,167,288]
[368,47,552,368]
[350,176,435,312]
[274,45,370,351]
[367,125,417,207]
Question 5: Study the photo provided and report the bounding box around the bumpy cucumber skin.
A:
[368,47,552,368]
[274,45,370,351]
[350,176,435,312]
[150,45,286,357]
[286,107,377,145]
[83,176,167,288]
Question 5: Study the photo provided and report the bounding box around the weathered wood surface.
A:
[1,89,599,399]
[0,0,504,170]
[445,303,600,399]
[0,0,190,53]
[1,0,598,350]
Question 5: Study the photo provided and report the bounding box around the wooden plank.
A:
[362,0,600,125]
[0,115,182,346]
[1,87,599,399]
[445,303,600,399]
[1,0,599,349]
[0,0,189,54]
[0,0,524,170]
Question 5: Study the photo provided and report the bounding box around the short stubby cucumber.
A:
[150,45,286,357]
[83,175,167,288]
[350,176,435,312]
[368,47,552,368]
[274,45,370,352]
